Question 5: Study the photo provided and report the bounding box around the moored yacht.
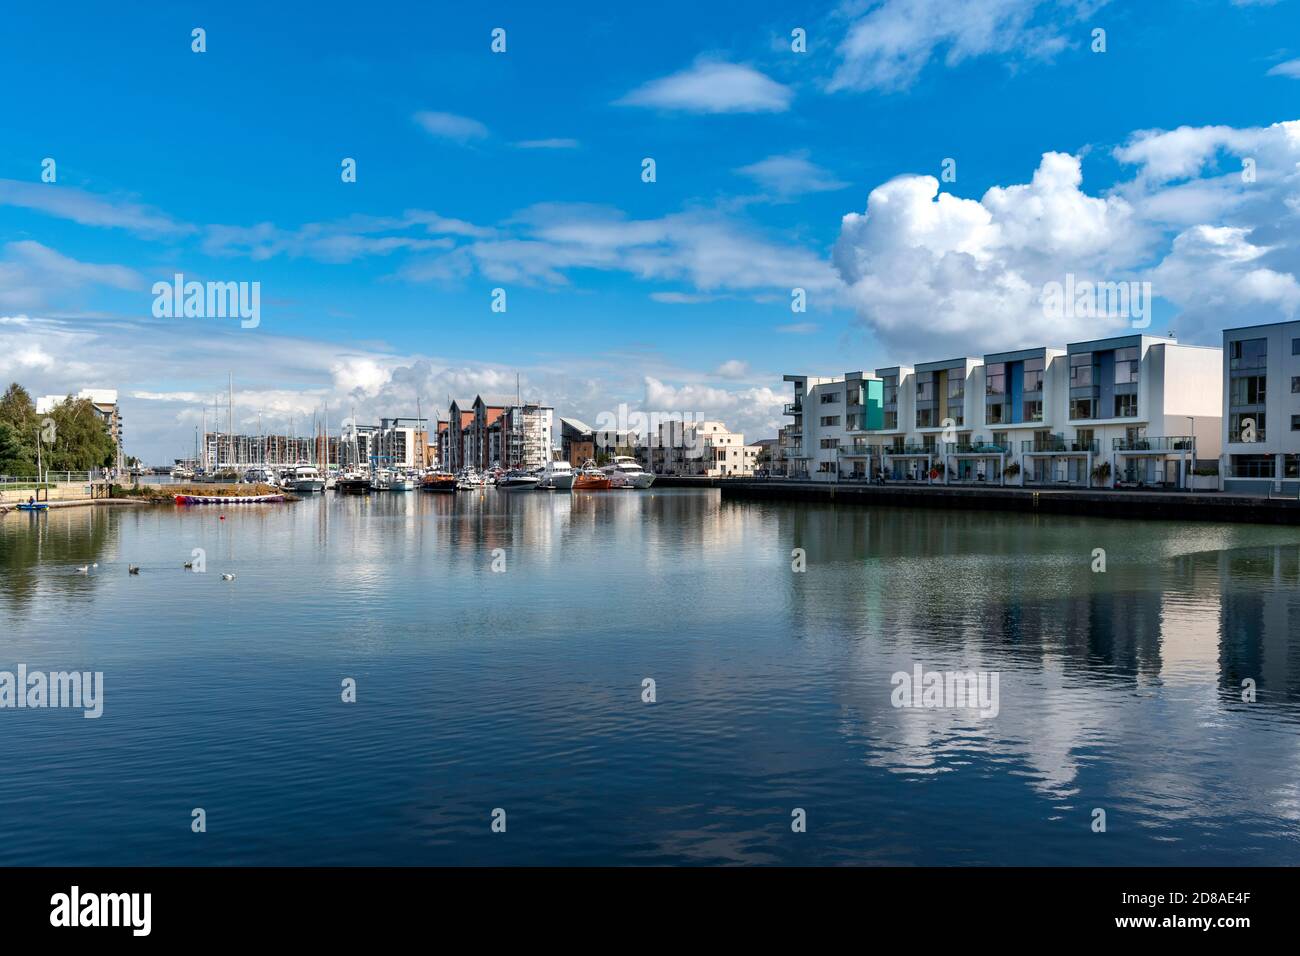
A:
[572,460,612,491]
[603,455,655,488]
[291,464,326,493]
[537,459,573,490]
[498,469,541,490]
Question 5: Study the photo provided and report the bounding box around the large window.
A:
[1070,398,1094,420]
[916,371,935,402]
[916,408,936,428]
[1292,376,1300,394]
[820,416,840,427]
[1230,375,1267,406]
[1230,338,1267,370]
[1232,454,1275,478]
[947,375,965,401]
[1114,347,1140,384]
[819,438,839,449]
[1114,394,1137,417]
[1024,400,1043,422]
[820,391,840,404]
[1230,412,1266,443]
[1023,357,1044,392]
[882,375,898,406]
[1293,415,1300,432]
[986,403,1005,424]
[883,410,898,430]
[985,363,1006,395]
[1070,352,1093,387]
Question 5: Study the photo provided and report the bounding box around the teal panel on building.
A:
[864,379,884,431]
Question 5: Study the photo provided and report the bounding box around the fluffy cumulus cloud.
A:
[642,376,785,440]
[833,121,1300,355]
[828,0,1106,93]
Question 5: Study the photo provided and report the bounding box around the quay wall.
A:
[719,480,1300,525]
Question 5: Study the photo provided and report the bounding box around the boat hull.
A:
[498,478,541,490]
[572,476,612,491]
[538,474,574,490]
[420,477,458,493]
[174,493,286,505]
[336,479,372,495]
[292,480,326,493]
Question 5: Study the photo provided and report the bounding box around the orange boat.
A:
[572,460,612,491]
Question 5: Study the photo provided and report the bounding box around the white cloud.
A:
[828,0,1105,93]
[0,241,141,311]
[736,151,849,199]
[713,359,751,379]
[1267,58,1300,78]
[776,322,819,334]
[642,376,784,440]
[617,59,793,113]
[513,138,580,149]
[413,111,490,143]
[0,179,193,237]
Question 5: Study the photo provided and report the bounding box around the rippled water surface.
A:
[2,489,1299,865]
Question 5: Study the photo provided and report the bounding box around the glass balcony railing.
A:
[1112,436,1194,452]
[947,442,1010,454]
[836,445,879,456]
[1021,438,1099,453]
[886,444,936,455]
[783,402,802,416]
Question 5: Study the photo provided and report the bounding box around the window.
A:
[819,438,839,449]
[882,374,898,406]
[1114,347,1140,384]
[1115,394,1137,417]
[1292,376,1300,394]
[949,409,964,427]
[1070,352,1093,387]
[916,371,935,401]
[1230,338,1267,370]
[1293,415,1300,432]
[985,363,1006,395]
[820,391,840,404]
[1231,454,1275,478]
[1230,375,1267,406]
[1075,428,1095,451]
[986,403,1004,424]
[884,411,898,430]
[1023,357,1044,392]
[1293,338,1300,356]
[916,408,936,428]
[1230,412,1265,443]
[1024,400,1043,422]
[992,431,1008,448]
[947,376,965,400]
[1070,398,1094,420]
[820,416,840,427]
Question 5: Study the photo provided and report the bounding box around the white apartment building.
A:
[1222,321,1300,492]
[638,420,758,476]
[785,334,1223,489]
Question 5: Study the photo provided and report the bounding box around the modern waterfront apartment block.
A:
[785,334,1223,489]
[1222,321,1300,493]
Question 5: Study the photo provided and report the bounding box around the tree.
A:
[0,383,38,474]
[44,397,116,470]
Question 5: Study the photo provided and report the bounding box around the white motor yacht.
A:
[291,464,326,493]
[602,455,655,489]
[537,459,574,490]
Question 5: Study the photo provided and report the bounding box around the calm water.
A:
[1,489,1299,866]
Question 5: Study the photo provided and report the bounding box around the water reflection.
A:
[1,492,1299,864]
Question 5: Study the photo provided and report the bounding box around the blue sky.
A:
[2,0,1299,461]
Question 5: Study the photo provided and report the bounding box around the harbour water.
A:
[1,489,1298,865]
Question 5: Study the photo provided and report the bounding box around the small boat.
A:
[336,474,372,495]
[497,469,541,490]
[291,464,326,494]
[173,493,286,505]
[572,460,612,491]
[455,468,484,491]
[420,472,458,493]
[603,455,655,489]
[17,502,50,512]
[388,473,414,492]
[537,459,574,490]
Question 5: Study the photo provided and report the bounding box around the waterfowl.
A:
[128,565,140,575]
[221,573,235,581]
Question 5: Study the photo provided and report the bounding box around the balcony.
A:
[948,442,1010,455]
[1022,438,1099,453]
[885,444,936,456]
[783,402,802,416]
[837,444,878,457]
[1112,436,1194,452]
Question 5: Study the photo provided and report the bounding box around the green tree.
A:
[0,383,38,474]
[45,397,116,470]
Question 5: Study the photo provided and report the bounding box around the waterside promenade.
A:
[721,479,1300,525]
